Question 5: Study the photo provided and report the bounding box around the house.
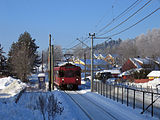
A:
[119,70,132,80]
[73,59,85,65]
[74,58,109,76]
[94,53,106,60]
[102,69,121,78]
[121,57,160,72]
[147,71,160,80]
[104,54,119,67]
[94,53,120,69]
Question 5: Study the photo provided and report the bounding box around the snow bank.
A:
[0,77,16,89]
[0,77,27,98]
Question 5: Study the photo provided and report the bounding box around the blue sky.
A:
[0,0,160,53]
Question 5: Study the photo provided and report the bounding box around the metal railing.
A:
[93,81,160,119]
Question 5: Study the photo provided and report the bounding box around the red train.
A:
[54,62,81,90]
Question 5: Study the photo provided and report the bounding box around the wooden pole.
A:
[48,34,51,91]
[51,45,54,90]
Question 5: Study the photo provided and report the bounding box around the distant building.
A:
[74,58,109,76]
[101,69,121,78]
[121,57,160,72]
[94,53,106,60]
[73,59,85,65]
[147,71,160,80]
[104,54,119,67]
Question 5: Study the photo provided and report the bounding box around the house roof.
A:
[119,71,131,77]
[147,71,160,77]
[107,54,119,58]
[38,73,45,77]
[129,58,141,68]
[128,58,152,69]
[73,59,85,65]
[80,59,108,65]
[94,54,99,59]
[119,68,143,77]
[102,70,121,74]
[134,58,150,64]
[99,54,106,58]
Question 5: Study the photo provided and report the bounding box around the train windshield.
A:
[59,70,80,78]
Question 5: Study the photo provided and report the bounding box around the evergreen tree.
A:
[0,44,8,77]
[8,32,41,82]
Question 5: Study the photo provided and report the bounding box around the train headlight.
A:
[76,78,79,81]
[62,78,64,81]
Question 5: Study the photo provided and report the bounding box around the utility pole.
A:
[51,45,54,90]
[42,51,44,73]
[84,53,86,81]
[51,44,54,90]
[89,33,95,92]
[48,34,51,91]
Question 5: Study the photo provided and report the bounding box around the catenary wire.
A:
[105,7,160,38]
[98,0,153,36]
[96,0,143,34]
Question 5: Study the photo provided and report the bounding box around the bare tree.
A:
[135,28,160,58]
[116,39,137,62]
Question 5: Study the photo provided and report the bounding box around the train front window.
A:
[75,71,80,77]
[64,70,74,77]
[59,70,64,77]
[59,70,81,78]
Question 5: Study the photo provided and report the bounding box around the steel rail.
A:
[75,91,118,120]
[64,91,93,120]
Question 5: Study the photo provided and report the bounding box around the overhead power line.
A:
[66,36,89,50]
[98,0,153,36]
[106,7,160,38]
[97,0,142,34]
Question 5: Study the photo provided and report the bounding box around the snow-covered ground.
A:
[132,78,160,89]
[0,75,159,120]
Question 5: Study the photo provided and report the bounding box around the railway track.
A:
[64,90,118,120]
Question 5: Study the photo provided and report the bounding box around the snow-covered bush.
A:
[36,93,64,120]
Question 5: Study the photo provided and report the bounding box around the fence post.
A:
[117,86,119,102]
[103,82,105,96]
[133,89,135,109]
[140,85,142,91]
[106,84,108,98]
[102,82,104,96]
[122,86,123,104]
[151,92,153,117]
[110,84,111,99]
[95,81,97,92]
[143,91,145,111]
[113,84,115,100]
[127,88,129,106]
[101,81,102,95]
[99,81,101,94]
[98,81,100,94]
[104,83,106,97]
[97,81,98,92]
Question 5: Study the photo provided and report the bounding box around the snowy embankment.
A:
[0,77,33,120]
[0,77,27,98]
